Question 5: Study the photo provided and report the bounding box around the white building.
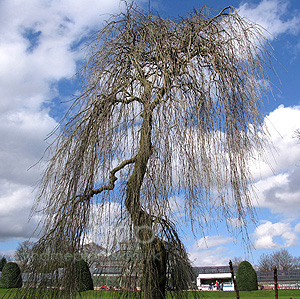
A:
[197,272,235,291]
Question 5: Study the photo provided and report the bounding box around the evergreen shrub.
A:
[0,257,7,271]
[75,259,93,292]
[0,262,22,288]
[236,260,258,291]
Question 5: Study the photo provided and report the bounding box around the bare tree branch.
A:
[89,156,136,197]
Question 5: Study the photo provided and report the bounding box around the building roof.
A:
[193,266,238,276]
[257,269,300,282]
[197,273,233,279]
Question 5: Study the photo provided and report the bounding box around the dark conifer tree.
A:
[0,262,22,288]
[236,260,258,291]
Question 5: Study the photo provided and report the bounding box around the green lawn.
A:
[0,289,299,298]
[196,290,299,298]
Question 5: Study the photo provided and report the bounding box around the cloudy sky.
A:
[1,0,300,266]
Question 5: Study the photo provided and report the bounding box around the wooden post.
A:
[229,260,239,299]
[273,266,278,299]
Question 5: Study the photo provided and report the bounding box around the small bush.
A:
[0,257,7,271]
[236,260,258,291]
[0,262,22,288]
[75,259,93,292]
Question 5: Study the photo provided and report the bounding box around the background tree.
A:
[292,256,300,270]
[231,257,244,267]
[236,260,258,291]
[0,262,22,288]
[31,5,272,299]
[257,253,273,271]
[14,240,34,269]
[272,248,294,270]
[258,249,295,271]
[0,257,7,272]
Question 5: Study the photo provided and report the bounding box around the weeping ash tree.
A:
[28,5,271,299]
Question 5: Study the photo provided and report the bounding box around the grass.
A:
[0,289,299,298]
[196,290,299,298]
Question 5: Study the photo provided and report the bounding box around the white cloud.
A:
[195,235,234,250]
[250,105,300,216]
[0,0,128,115]
[294,223,300,233]
[0,183,40,241]
[0,0,141,242]
[0,110,56,241]
[0,111,57,185]
[254,169,300,216]
[188,235,235,266]
[253,221,298,249]
[238,0,300,39]
[189,246,232,267]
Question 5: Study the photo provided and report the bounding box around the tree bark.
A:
[124,104,167,298]
[142,238,167,299]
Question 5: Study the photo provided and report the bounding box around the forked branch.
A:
[78,156,137,200]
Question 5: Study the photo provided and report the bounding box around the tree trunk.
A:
[124,105,167,298]
[142,238,167,299]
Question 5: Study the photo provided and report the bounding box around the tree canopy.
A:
[30,5,272,299]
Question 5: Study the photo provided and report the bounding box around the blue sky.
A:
[1,0,300,267]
